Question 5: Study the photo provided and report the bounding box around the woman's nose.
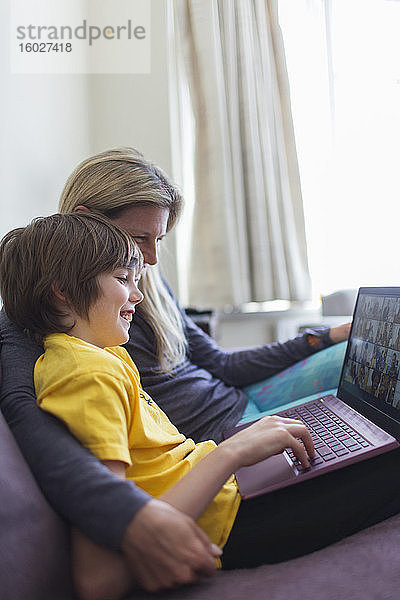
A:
[143,242,158,266]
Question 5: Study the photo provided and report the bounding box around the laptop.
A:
[224,287,400,499]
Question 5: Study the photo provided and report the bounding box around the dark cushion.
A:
[0,409,73,600]
[127,512,400,600]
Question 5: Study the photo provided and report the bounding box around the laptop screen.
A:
[339,287,400,436]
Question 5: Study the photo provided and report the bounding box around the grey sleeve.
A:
[184,312,333,387]
[0,310,150,551]
[123,282,333,443]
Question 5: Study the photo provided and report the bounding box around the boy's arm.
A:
[0,311,218,592]
[73,415,313,599]
[161,416,314,521]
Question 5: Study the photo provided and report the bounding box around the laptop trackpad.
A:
[235,454,296,499]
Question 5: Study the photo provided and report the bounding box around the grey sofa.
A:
[2,376,400,600]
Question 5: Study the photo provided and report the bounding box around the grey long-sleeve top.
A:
[0,302,332,550]
[0,310,150,551]
[124,303,332,443]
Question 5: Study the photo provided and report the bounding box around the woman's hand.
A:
[329,322,352,344]
[122,500,219,592]
[220,415,315,471]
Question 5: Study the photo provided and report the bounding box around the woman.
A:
[0,148,356,593]
[58,147,349,442]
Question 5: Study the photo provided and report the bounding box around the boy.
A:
[0,213,317,600]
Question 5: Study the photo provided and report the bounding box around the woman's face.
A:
[111,205,169,267]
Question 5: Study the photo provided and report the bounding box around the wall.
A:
[0,1,177,289]
[216,305,321,348]
[86,1,178,290]
[0,1,91,240]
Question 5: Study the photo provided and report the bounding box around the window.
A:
[279,0,400,296]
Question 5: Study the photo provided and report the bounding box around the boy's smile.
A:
[120,309,134,323]
[68,267,143,348]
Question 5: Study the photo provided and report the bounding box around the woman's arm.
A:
[0,311,149,549]
[165,279,348,388]
[126,283,349,442]
[0,311,219,592]
[72,460,223,600]
[185,313,349,388]
[72,461,135,600]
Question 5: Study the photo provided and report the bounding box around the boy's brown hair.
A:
[0,212,142,343]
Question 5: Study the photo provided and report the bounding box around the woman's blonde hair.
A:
[59,147,187,371]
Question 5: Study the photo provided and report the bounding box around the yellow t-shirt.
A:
[35,333,241,548]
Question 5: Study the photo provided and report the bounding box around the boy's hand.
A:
[329,323,351,344]
[121,499,219,592]
[221,415,315,470]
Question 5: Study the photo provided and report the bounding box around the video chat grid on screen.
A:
[343,294,400,410]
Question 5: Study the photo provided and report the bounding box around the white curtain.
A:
[169,0,311,309]
[279,0,400,295]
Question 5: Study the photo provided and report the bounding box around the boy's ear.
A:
[51,283,67,302]
[74,205,89,213]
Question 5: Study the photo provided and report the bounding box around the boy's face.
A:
[69,267,143,348]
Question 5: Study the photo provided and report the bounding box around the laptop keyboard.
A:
[281,402,371,472]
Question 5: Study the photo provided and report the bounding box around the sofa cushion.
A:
[0,409,73,600]
[127,512,400,600]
